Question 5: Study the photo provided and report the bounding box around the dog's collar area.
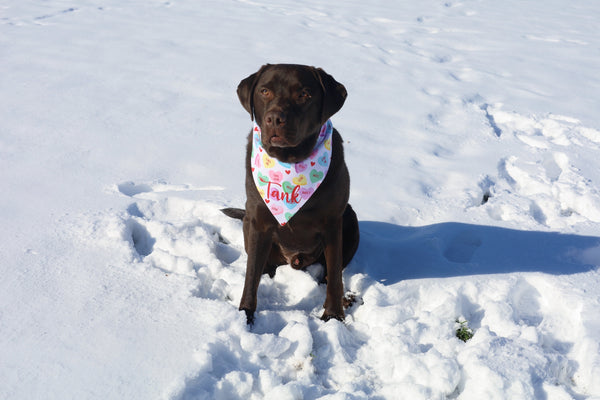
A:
[251,120,333,226]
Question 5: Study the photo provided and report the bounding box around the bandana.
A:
[251,120,333,226]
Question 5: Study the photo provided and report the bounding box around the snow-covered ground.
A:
[2,0,600,398]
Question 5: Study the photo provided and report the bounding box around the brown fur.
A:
[223,64,359,323]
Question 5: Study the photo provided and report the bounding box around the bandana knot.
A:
[251,120,333,226]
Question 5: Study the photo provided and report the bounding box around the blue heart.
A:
[318,155,328,167]
[284,197,297,209]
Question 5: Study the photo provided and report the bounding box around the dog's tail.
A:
[221,207,246,220]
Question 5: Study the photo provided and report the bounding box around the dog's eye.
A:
[260,88,271,96]
[298,90,312,99]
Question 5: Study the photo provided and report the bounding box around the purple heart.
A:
[299,187,314,199]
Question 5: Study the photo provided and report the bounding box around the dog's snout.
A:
[265,111,286,127]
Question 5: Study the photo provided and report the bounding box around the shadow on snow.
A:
[349,221,600,285]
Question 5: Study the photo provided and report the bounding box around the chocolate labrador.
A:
[222,64,359,324]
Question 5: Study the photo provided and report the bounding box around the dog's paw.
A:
[320,310,345,322]
[241,308,255,325]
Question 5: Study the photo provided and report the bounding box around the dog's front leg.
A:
[321,218,345,321]
[239,223,272,324]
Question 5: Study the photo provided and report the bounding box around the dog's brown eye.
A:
[260,88,271,96]
[299,90,311,99]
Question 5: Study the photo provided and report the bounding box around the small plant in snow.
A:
[455,319,474,342]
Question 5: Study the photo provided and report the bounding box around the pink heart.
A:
[295,162,307,173]
[270,204,283,215]
[269,170,283,183]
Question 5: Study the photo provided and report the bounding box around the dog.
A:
[222,64,359,324]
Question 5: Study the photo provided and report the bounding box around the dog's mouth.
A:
[261,128,321,163]
[262,127,295,148]
[269,134,289,147]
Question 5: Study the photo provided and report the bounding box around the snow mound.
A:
[73,181,600,399]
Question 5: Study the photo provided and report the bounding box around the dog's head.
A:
[237,64,347,162]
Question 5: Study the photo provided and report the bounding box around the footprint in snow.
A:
[116,181,243,303]
[473,105,600,229]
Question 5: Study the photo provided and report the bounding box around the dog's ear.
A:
[313,67,347,123]
[237,64,270,121]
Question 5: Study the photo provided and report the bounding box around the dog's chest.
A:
[275,222,325,267]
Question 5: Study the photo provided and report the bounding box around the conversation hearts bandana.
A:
[251,120,333,226]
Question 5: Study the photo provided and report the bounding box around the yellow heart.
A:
[324,138,331,150]
[292,174,307,186]
[262,153,275,169]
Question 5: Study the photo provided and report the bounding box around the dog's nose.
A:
[265,111,286,127]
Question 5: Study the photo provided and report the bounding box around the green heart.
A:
[310,169,324,183]
[282,181,295,194]
[257,171,269,186]
[285,212,293,221]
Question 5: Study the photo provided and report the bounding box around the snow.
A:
[2,0,600,399]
